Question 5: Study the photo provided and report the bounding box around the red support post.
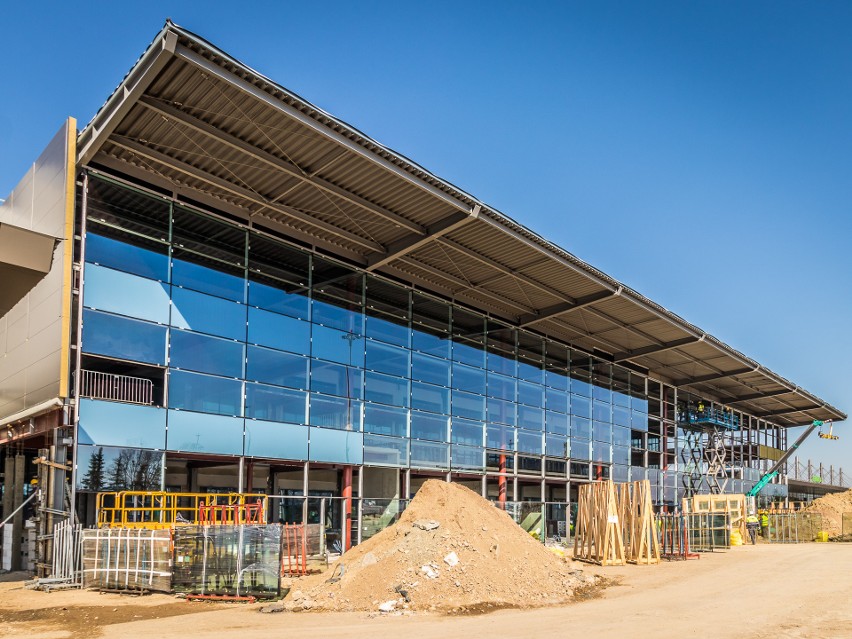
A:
[342,465,353,551]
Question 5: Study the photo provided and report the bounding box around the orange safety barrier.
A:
[281,524,308,577]
[198,500,266,526]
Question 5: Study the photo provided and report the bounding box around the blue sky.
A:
[1,2,848,471]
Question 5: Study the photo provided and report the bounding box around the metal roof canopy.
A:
[77,20,845,428]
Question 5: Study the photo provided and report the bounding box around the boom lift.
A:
[746,419,837,499]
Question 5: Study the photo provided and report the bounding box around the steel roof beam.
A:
[136,95,425,236]
[612,336,703,363]
[673,367,756,387]
[110,138,385,253]
[367,207,480,271]
[518,289,619,328]
[727,389,795,404]
[755,407,820,419]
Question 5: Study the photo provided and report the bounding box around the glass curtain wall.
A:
[76,173,655,493]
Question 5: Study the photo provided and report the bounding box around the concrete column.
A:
[2,454,13,524]
[11,453,25,571]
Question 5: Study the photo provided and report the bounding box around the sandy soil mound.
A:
[281,480,596,613]
[804,488,852,536]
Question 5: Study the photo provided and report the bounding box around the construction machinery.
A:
[747,420,837,500]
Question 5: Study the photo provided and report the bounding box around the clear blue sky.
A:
[1,1,848,471]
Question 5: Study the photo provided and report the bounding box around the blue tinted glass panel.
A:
[410,411,448,442]
[488,374,515,401]
[248,280,309,319]
[411,382,449,414]
[486,424,514,451]
[172,258,245,302]
[166,410,244,455]
[451,445,483,470]
[245,383,307,424]
[309,427,363,464]
[411,353,450,386]
[545,410,569,435]
[245,420,309,460]
[452,342,485,368]
[545,368,569,391]
[487,397,516,426]
[593,384,611,403]
[82,310,166,365]
[363,404,407,437]
[517,429,543,454]
[365,341,409,377]
[170,330,244,378]
[593,400,611,423]
[545,434,568,458]
[84,264,170,324]
[632,410,648,431]
[366,315,409,348]
[613,406,630,427]
[613,389,630,408]
[612,464,629,481]
[171,287,246,340]
[451,419,483,446]
[572,439,591,460]
[310,360,362,398]
[518,381,544,407]
[571,395,591,418]
[363,435,408,467]
[364,371,409,407]
[86,233,169,281]
[412,329,450,358]
[312,325,364,367]
[410,440,449,469]
[592,440,611,463]
[451,390,484,420]
[487,351,516,376]
[612,426,630,447]
[593,421,612,442]
[309,394,361,430]
[631,396,648,413]
[546,388,568,413]
[572,416,591,439]
[248,307,310,354]
[246,346,308,389]
[518,405,543,431]
[518,361,543,384]
[453,364,486,395]
[311,300,362,332]
[571,377,592,397]
[168,371,242,416]
[78,399,166,449]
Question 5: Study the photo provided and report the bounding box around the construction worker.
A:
[746,512,760,544]
[759,510,769,538]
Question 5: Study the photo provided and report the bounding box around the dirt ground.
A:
[2,543,850,639]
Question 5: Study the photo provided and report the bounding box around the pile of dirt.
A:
[804,488,852,536]
[278,480,598,613]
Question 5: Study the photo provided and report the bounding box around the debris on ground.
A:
[279,480,600,613]
[804,488,852,537]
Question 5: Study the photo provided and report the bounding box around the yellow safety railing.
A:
[96,491,268,529]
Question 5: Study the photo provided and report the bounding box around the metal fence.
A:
[81,527,172,592]
[765,512,823,544]
[80,369,153,405]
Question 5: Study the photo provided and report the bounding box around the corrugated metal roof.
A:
[76,20,845,427]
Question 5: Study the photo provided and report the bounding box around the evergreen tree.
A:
[81,447,105,491]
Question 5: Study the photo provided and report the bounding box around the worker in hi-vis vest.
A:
[746,513,760,544]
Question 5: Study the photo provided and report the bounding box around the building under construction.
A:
[0,21,845,572]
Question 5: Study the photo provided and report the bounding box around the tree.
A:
[106,449,161,490]
[81,447,105,491]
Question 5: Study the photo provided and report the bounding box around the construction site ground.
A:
[2,543,850,639]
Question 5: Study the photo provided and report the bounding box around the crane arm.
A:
[746,420,826,498]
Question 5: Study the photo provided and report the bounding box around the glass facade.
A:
[75,174,785,503]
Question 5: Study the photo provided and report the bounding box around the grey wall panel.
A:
[0,119,75,422]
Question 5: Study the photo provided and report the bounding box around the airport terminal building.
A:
[1,23,845,550]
